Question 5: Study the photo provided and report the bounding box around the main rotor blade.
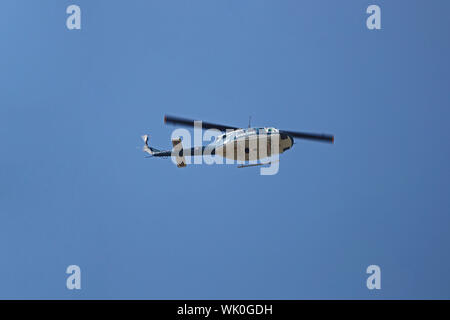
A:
[164,115,239,132]
[280,130,334,143]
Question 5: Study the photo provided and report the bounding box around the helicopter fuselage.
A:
[145,127,294,162]
[210,127,293,161]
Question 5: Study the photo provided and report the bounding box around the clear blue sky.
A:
[1,0,449,299]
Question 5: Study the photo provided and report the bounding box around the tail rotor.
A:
[142,134,153,155]
[141,134,162,156]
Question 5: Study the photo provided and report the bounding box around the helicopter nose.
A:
[279,133,294,151]
[288,135,294,148]
[285,135,294,150]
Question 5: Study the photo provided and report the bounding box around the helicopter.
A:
[142,115,334,168]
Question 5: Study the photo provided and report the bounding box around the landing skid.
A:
[237,160,279,169]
